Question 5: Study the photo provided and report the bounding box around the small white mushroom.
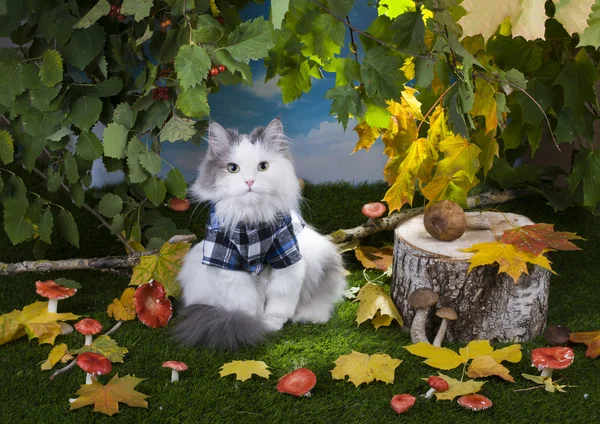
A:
[408,288,439,344]
[432,307,458,347]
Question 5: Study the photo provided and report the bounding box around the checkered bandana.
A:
[202,204,305,274]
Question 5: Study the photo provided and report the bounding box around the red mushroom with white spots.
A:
[390,394,416,414]
[36,280,77,313]
[424,376,449,399]
[134,280,173,328]
[76,352,112,385]
[74,318,103,346]
[277,368,317,397]
[531,346,574,378]
[457,394,493,411]
[163,361,188,382]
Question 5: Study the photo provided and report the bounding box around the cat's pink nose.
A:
[246,180,254,188]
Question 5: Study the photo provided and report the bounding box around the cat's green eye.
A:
[227,163,240,173]
[258,162,269,172]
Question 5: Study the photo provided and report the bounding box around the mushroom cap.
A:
[390,394,416,414]
[277,368,317,396]
[361,202,387,219]
[408,288,439,309]
[435,307,457,320]
[134,280,173,328]
[76,352,112,376]
[531,346,574,371]
[168,197,191,211]
[427,376,449,392]
[74,318,103,336]
[163,361,188,371]
[457,394,493,411]
[35,280,77,300]
[544,325,571,346]
[423,200,466,241]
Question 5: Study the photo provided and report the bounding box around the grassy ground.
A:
[1,181,599,424]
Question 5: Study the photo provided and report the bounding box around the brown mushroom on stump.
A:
[544,325,571,346]
[163,361,188,382]
[74,318,103,346]
[531,346,574,378]
[408,288,439,344]
[432,307,458,347]
[457,394,493,411]
[277,368,317,397]
[424,376,449,399]
[390,394,416,414]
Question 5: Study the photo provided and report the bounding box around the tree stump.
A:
[391,212,551,343]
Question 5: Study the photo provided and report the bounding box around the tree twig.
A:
[327,189,526,244]
[346,15,359,63]
[49,358,77,380]
[416,81,457,133]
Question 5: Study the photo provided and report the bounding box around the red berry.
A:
[118,14,125,21]
[165,19,172,26]
[217,16,224,24]
[210,68,219,76]
[160,21,167,29]
[116,7,120,14]
[111,4,117,11]
[163,94,169,100]
[217,65,226,73]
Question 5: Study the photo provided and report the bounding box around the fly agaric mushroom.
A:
[277,368,317,397]
[74,318,103,346]
[390,394,416,414]
[361,202,386,223]
[134,280,173,328]
[531,346,574,378]
[35,280,77,313]
[76,352,112,385]
[408,288,439,344]
[168,197,191,211]
[163,361,188,382]
[544,325,571,346]
[424,376,449,399]
[432,307,458,347]
[457,394,493,411]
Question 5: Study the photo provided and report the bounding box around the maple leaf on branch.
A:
[500,223,583,256]
[331,351,402,387]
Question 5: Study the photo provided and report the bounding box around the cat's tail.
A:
[171,304,268,350]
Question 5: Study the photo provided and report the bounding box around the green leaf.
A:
[30,84,63,112]
[192,15,225,43]
[176,84,210,118]
[57,209,79,247]
[360,47,405,103]
[0,61,24,106]
[139,150,162,175]
[76,77,123,97]
[73,0,110,29]
[0,130,14,164]
[70,96,102,131]
[3,198,35,245]
[578,2,600,48]
[135,24,153,46]
[326,0,356,17]
[323,57,361,86]
[76,131,103,161]
[143,177,166,206]
[39,209,53,244]
[39,50,63,87]
[71,182,85,207]
[63,152,79,184]
[512,79,556,127]
[38,4,77,45]
[126,137,148,184]
[110,214,125,234]
[271,0,290,29]
[160,115,197,142]
[164,168,187,199]
[554,107,595,144]
[47,168,63,193]
[553,49,599,114]
[121,0,153,21]
[54,278,82,289]
[62,25,105,71]
[174,45,211,90]
[390,11,424,53]
[309,14,345,62]
[568,149,600,210]
[414,57,435,88]
[98,193,123,218]
[138,100,171,131]
[325,85,360,130]
[212,50,252,83]
[377,0,414,18]
[113,102,137,130]
[278,60,312,103]
[22,64,43,90]
[103,123,129,159]
[225,17,274,63]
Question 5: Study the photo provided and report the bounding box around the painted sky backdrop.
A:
[93,1,389,186]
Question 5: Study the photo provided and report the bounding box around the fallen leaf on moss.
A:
[70,374,148,416]
[433,373,486,400]
[355,246,394,271]
[107,287,136,321]
[467,355,514,382]
[355,283,403,329]
[71,335,129,363]
[219,360,271,382]
[41,343,71,371]
[569,330,600,359]
[331,351,402,387]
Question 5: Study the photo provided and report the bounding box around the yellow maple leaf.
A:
[107,287,136,321]
[219,360,271,382]
[400,86,424,121]
[354,246,393,271]
[331,351,402,387]
[471,78,498,134]
[461,241,556,283]
[41,343,70,371]
[70,374,149,416]
[352,121,381,153]
[467,355,514,382]
[401,57,415,80]
[435,134,481,181]
[472,128,499,178]
[71,335,129,363]
[427,105,449,152]
[421,171,475,208]
[377,0,414,18]
[434,373,486,401]
[355,283,403,329]
[130,242,191,298]
[0,313,25,346]
[489,344,523,363]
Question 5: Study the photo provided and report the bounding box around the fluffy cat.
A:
[173,118,347,350]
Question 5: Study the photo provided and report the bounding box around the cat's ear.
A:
[261,117,288,152]
[207,121,230,155]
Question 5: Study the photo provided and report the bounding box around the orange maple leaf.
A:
[70,374,148,416]
[501,223,583,256]
[354,246,393,271]
[569,331,600,359]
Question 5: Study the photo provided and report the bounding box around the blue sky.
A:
[95,1,389,186]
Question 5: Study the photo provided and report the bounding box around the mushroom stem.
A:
[433,319,448,347]
[424,388,436,399]
[85,373,93,385]
[171,369,179,382]
[47,299,58,313]
[540,368,554,378]
[465,213,491,230]
[104,320,124,337]
[410,308,430,344]
[84,335,93,346]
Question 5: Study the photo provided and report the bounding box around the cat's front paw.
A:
[262,314,286,332]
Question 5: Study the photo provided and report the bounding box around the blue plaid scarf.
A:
[202,204,305,274]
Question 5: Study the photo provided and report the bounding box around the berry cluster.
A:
[153,86,169,100]
[109,4,125,21]
[209,65,227,77]
[160,18,172,32]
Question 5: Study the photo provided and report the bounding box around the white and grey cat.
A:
[173,118,346,350]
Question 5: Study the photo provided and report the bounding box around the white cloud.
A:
[291,120,387,183]
[241,71,282,101]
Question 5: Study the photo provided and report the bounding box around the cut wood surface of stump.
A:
[391,212,552,343]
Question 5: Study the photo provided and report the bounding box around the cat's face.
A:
[192,119,301,226]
